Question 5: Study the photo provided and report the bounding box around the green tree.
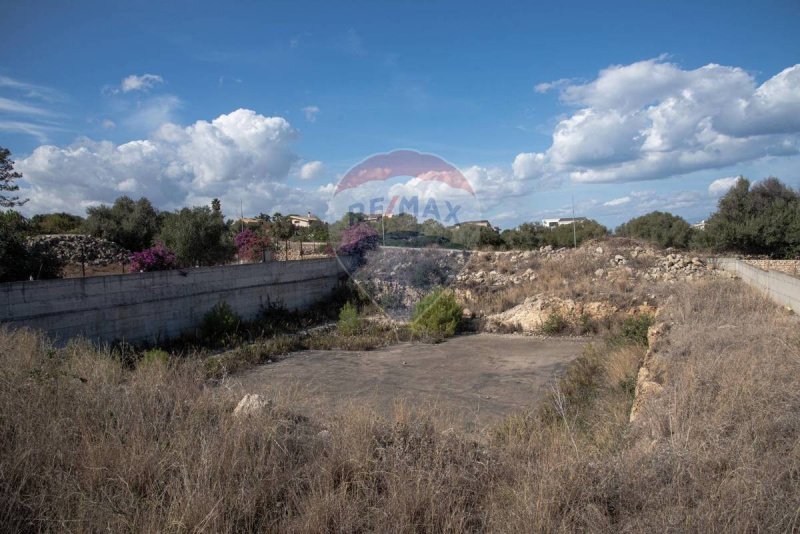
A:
[159,206,235,266]
[501,222,542,250]
[83,196,161,251]
[542,220,608,248]
[0,211,62,282]
[705,176,800,257]
[615,211,693,248]
[30,212,84,234]
[0,147,27,208]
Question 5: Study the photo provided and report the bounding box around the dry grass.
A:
[1,278,799,531]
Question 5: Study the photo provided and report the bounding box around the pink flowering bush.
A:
[338,223,379,256]
[235,229,271,262]
[129,243,177,272]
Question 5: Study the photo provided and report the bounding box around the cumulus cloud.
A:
[302,105,320,122]
[708,176,741,196]
[121,73,164,93]
[299,160,324,180]
[16,108,328,218]
[516,60,800,185]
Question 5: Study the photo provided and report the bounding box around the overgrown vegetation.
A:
[615,210,693,248]
[4,280,794,531]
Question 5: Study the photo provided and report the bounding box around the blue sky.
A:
[2,0,799,228]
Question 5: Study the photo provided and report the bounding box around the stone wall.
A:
[1,256,354,345]
[713,258,800,312]
[744,259,800,278]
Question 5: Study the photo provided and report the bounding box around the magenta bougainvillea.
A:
[129,242,177,272]
[235,229,271,262]
[338,223,379,255]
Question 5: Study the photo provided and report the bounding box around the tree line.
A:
[2,143,798,282]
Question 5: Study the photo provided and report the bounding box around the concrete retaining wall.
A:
[1,257,355,344]
[713,258,800,312]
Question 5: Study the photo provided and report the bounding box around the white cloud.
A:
[302,105,320,122]
[299,160,324,180]
[0,120,59,142]
[0,75,65,102]
[514,60,800,185]
[101,119,116,129]
[603,196,631,207]
[708,176,741,196]
[0,76,64,141]
[15,109,329,219]
[534,78,572,94]
[123,94,182,133]
[0,96,54,117]
[121,73,164,93]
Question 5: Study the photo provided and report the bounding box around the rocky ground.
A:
[355,239,730,332]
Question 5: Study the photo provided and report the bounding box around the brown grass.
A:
[1,278,799,531]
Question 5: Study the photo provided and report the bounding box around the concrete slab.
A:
[231,333,587,433]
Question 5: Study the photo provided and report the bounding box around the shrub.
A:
[337,302,361,336]
[411,289,463,340]
[129,242,177,272]
[540,312,568,334]
[411,256,448,288]
[199,301,241,342]
[338,223,379,256]
[234,228,272,262]
[610,313,654,346]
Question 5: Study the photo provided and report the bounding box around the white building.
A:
[541,217,587,228]
[288,212,321,228]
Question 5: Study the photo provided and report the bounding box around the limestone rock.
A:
[233,394,272,417]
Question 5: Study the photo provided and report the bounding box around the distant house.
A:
[288,212,321,228]
[450,220,497,231]
[541,217,588,228]
[692,220,707,231]
[364,213,388,223]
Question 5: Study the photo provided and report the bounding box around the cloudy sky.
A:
[1,0,799,228]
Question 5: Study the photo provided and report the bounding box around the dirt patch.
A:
[231,333,585,433]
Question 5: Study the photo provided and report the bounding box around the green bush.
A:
[411,289,463,340]
[540,312,568,335]
[615,211,693,248]
[337,302,361,336]
[200,302,241,342]
[610,314,654,346]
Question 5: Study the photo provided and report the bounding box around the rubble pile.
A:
[26,234,130,266]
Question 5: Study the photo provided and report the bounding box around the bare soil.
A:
[232,333,586,432]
